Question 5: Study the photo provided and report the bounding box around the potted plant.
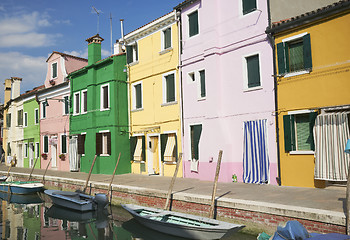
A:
[41,153,47,160]
[49,79,55,85]
[59,154,66,161]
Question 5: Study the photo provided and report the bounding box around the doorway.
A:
[29,142,34,168]
[148,135,160,175]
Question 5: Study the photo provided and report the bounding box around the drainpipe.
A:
[266,0,281,186]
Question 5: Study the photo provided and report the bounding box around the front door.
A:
[51,144,57,168]
[18,143,23,167]
[148,136,160,175]
[29,142,34,168]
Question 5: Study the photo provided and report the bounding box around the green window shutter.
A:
[106,132,111,155]
[135,84,142,109]
[135,44,138,61]
[191,125,202,160]
[166,74,175,102]
[44,136,49,153]
[43,102,47,118]
[78,134,86,154]
[277,42,286,75]
[18,110,23,126]
[160,134,168,162]
[126,45,133,64]
[64,96,69,114]
[295,114,311,150]
[96,133,102,155]
[246,55,260,88]
[130,136,137,161]
[188,11,199,37]
[242,0,257,15]
[61,135,67,154]
[52,63,57,78]
[303,34,312,70]
[164,28,171,49]
[142,136,146,161]
[283,115,296,152]
[83,91,87,112]
[309,112,318,151]
[199,70,206,97]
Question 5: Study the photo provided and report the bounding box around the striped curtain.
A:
[314,113,350,181]
[243,119,270,184]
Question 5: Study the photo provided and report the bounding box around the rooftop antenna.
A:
[110,13,113,55]
[92,6,101,34]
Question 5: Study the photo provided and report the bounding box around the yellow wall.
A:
[275,11,350,187]
[129,22,183,177]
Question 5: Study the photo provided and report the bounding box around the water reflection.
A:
[0,194,256,239]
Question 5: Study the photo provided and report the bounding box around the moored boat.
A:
[44,189,109,212]
[0,181,44,195]
[122,204,245,240]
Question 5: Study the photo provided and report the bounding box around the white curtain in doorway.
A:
[243,119,270,184]
[314,112,350,181]
[69,136,80,171]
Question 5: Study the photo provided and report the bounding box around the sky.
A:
[0,0,181,104]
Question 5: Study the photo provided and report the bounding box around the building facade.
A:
[123,11,183,177]
[69,34,130,175]
[267,1,350,187]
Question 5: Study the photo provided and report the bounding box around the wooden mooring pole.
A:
[42,158,52,184]
[209,150,223,219]
[107,152,121,200]
[28,157,39,181]
[164,153,182,211]
[83,155,97,193]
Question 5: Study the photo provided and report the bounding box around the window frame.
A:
[81,90,88,114]
[24,143,28,158]
[189,124,202,160]
[23,112,28,127]
[198,69,206,100]
[43,135,49,153]
[188,10,199,38]
[242,0,257,15]
[17,109,23,126]
[35,142,40,158]
[96,130,111,156]
[62,95,69,115]
[132,82,143,111]
[100,83,110,111]
[126,42,139,65]
[162,71,177,105]
[6,113,11,128]
[51,62,58,79]
[243,53,262,91]
[60,134,67,154]
[41,102,47,119]
[73,92,80,115]
[34,108,39,124]
[161,27,172,51]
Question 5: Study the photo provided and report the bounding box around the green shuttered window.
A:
[165,74,175,103]
[243,0,256,15]
[44,136,49,153]
[246,54,261,88]
[199,70,206,98]
[17,109,23,126]
[96,132,111,156]
[6,113,11,128]
[135,84,142,109]
[164,28,171,49]
[126,44,138,64]
[61,135,67,154]
[188,10,199,37]
[283,112,317,152]
[190,124,202,160]
[52,62,57,79]
[277,34,312,75]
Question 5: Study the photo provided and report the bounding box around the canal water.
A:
[0,193,257,240]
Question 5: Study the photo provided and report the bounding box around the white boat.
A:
[0,181,44,194]
[122,204,245,240]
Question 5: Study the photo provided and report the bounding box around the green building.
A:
[68,34,130,174]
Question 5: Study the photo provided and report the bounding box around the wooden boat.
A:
[0,176,8,182]
[0,191,43,204]
[0,181,44,194]
[44,189,108,212]
[122,204,245,240]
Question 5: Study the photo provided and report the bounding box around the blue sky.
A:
[0,0,181,103]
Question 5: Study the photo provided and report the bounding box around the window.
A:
[43,135,49,153]
[78,134,86,155]
[242,0,257,15]
[100,84,110,110]
[63,96,69,115]
[277,33,312,75]
[52,62,58,79]
[163,73,176,104]
[246,54,261,88]
[190,124,202,160]
[42,102,47,119]
[126,43,138,64]
[82,90,87,114]
[24,143,28,158]
[6,113,11,128]
[74,92,80,115]
[283,111,317,152]
[161,133,177,162]
[188,72,195,82]
[24,112,28,127]
[188,10,199,37]
[162,27,172,50]
[96,131,111,156]
[61,134,67,154]
[35,142,40,158]
[199,70,206,98]
[130,136,145,161]
[133,83,142,110]
[34,109,39,124]
[17,109,23,126]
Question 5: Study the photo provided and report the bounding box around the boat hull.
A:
[0,182,44,195]
[122,204,244,240]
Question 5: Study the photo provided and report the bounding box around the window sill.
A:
[289,151,314,155]
[81,112,88,115]
[161,101,178,107]
[132,160,145,163]
[159,48,173,55]
[100,154,110,157]
[243,86,262,92]
[131,108,144,113]
[163,161,177,165]
[284,70,310,78]
[128,61,139,67]
[197,97,206,101]
[100,108,110,112]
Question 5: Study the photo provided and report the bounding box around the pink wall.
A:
[180,0,278,184]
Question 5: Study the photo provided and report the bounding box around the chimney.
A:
[85,34,104,65]
[114,40,125,55]
[4,79,12,104]
[10,77,22,100]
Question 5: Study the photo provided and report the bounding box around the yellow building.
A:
[123,11,182,177]
[267,2,350,188]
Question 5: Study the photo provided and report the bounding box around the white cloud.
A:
[0,33,61,48]
[0,52,47,103]
[64,48,110,59]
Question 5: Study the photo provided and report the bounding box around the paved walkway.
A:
[0,164,346,224]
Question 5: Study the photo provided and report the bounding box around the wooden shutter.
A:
[44,136,49,153]
[191,125,202,160]
[135,44,138,61]
[130,136,137,161]
[164,28,171,49]
[142,136,146,161]
[166,74,175,102]
[283,115,296,152]
[61,135,67,153]
[96,133,102,155]
[135,84,142,109]
[174,134,178,162]
[107,132,111,155]
[77,134,85,154]
[160,134,168,162]
[126,45,133,64]
[52,63,57,78]
[64,96,69,114]
[243,0,257,15]
[247,55,260,88]
[83,91,87,112]
[303,34,312,70]
[188,11,199,37]
[309,112,318,151]
[277,42,286,74]
[199,70,206,97]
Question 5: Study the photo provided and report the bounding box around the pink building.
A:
[175,0,278,184]
[38,52,87,171]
